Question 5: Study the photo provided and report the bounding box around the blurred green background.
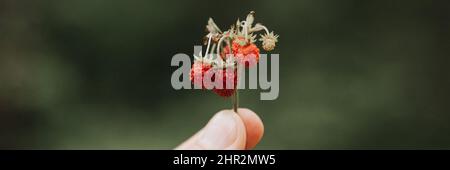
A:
[1,0,449,149]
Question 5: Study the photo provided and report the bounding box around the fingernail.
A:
[198,110,238,149]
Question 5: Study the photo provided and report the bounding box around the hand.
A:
[176,108,264,150]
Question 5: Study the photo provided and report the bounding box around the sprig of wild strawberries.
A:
[190,11,279,112]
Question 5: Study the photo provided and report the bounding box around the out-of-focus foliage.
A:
[0,0,449,149]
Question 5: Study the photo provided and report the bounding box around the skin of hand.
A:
[176,108,264,150]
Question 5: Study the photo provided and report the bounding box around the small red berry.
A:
[212,68,237,97]
[222,36,260,68]
[190,61,213,89]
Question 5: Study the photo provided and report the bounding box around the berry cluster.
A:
[190,11,279,99]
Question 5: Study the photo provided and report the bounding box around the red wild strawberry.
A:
[190,61,236,97]
[190,61,213,89]
[212,68,237,97]
[222,36,260,68]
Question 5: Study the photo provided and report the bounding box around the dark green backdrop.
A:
[0,0,449,149]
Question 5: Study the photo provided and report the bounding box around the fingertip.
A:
[176,109,262,150]
[224,110,247,150]
[181,110,246,150]
[237,108,264,149]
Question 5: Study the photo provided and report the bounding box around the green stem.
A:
[233,89,239,113]
[226,35,238,113]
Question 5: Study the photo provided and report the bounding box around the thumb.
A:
[176,110,247,150]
